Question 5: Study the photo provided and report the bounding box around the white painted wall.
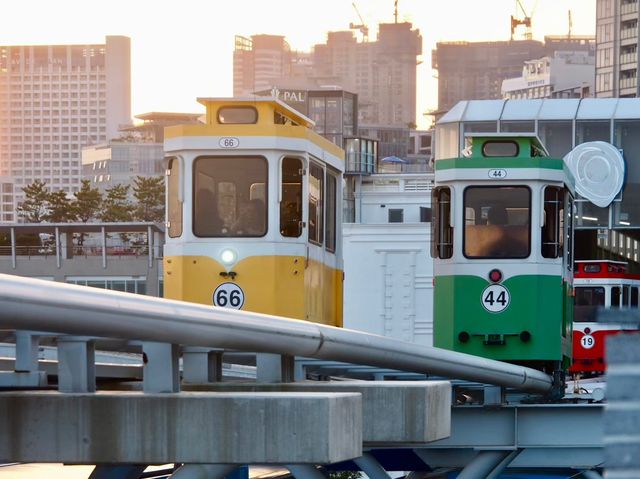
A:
[342,172,434,346]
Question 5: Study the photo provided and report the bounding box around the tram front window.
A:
[575,286,605,323]
[193,156,267,237]
[463,186,530,258]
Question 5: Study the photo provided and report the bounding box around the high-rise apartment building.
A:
[0,36,131,222]
[233,22,422,128]
[595,0,639,97]
[433,37,595,114]
[233,35,294,97]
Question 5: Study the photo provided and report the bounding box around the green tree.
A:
[45,190,75,222]
[74,180,102,222]
[17,180,49,223]
[133,176,165,223]
[100,184,134,223]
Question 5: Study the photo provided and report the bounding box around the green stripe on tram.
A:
[436,157,564,171]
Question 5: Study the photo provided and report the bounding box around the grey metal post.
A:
[143,342,180,393]
[182,347,223,383]
[55,226,61,268]
[257,353,295,383]
[148,224,153,268]
[353,453,392,479]
[15,331,40,372]
[57,336,96,393]
[287,465,326,479]
[101,226,107,269]
[170,464,238,479]
[10,227,16,269]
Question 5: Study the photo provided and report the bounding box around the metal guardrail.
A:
[0,274,552,393]
[0,245,162,259]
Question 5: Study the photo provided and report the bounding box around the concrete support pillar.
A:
[257,353,294,383]
[143,342,180,393]
[182,347,223,383]
[89,465,147,479]
[287,465,326,479]
[170,464,238,479]
[57,336,96,393]
[457,450,519,479]
[353,452,392,479]
[15,331,40,372]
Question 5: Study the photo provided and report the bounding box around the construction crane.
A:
[510,0,538,41]
[349,2,369,42]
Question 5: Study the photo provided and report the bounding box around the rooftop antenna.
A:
[568,10,573,39]
[349,2,369,42]
[394,0,398,23]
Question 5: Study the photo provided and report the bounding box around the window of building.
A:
[388,208,404,223]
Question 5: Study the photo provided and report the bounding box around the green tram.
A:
[432,134,575,372]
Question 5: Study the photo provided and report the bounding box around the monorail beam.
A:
[0,274,552,393]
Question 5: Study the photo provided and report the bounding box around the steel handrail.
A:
[0,274,552,393]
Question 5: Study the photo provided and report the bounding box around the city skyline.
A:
[2,0,596,129]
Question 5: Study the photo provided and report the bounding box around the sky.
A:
[2,0,596,129]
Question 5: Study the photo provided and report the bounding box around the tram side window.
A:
[431,187,453,259]
[326,172,337,253]
[632,287,639,307]
[542,187,564,258]
[280,157,303,238]
[612,287,621,307]
[463,186,530,259]
[193,156,267,237]
[308,163,324,245]
[166,157,182,238]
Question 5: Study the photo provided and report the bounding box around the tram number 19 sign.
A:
[213,282,245,309]
[481,284,510,313]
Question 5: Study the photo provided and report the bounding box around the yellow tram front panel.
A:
[163,97,345,328]
[164,254,342,327]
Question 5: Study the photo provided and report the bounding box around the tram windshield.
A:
[193,156,267,237]
[463,186,530,258]
[574,286,605,323]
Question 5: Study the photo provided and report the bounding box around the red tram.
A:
[571,260,640,374]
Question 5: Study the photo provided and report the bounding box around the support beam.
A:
[287,465,326,479]
[143,342,180,393]
[182,347,223,383]
[88,465,147,479]
[457,450,513,479]
[57,336,95,393]
[170,464,238,479]
[257,353,295,383]
[0,391,362,464]
[353,453,392,479]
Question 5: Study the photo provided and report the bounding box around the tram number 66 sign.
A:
[481,284,510,313]
[213,282,245,309]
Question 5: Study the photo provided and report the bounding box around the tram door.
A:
[304,159,341,325]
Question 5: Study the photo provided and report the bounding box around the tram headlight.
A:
[220,249,237,265]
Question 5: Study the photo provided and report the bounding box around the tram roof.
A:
[197,96,315,129]
[438,98,640,124]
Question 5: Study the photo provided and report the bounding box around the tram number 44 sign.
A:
[481,284,510,313]
[213,282,245,309]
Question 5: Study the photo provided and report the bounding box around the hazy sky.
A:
[2,0,595,128]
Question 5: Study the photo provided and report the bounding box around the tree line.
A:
[16,177,165,224]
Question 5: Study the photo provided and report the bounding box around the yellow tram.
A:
[163,97,344,326]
